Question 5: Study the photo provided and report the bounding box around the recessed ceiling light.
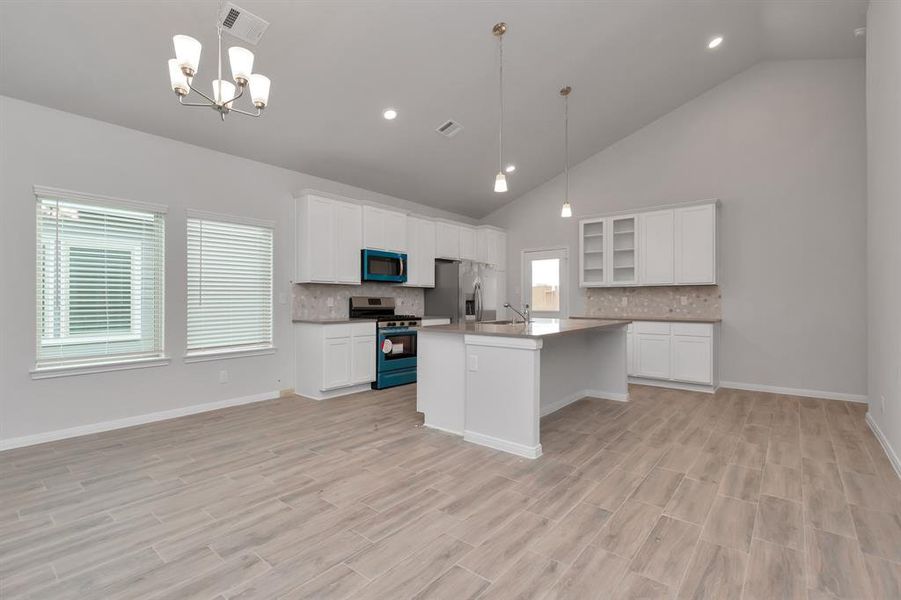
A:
[707,36,724,50]
[505,164,516,173]
[383,108,397,120]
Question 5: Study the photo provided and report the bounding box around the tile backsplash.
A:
[293,283,424,320]
[583,285,721,320]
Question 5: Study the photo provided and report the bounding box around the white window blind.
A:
[35,191,166,369]
[186,215,273,355]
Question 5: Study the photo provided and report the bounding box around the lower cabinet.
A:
[295,322,376,399]
[627,321,717,388]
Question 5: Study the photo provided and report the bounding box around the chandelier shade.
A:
[211,80,236,107]
[173,35,202,74]
[249,74,271,108]
[228,47,254,84]
[167,59,189,96]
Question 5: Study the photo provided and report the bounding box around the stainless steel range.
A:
[349,297,420,389]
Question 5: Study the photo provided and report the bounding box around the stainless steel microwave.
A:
[361,249,407,283]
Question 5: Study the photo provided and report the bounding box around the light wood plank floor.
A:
[2,385,900,599]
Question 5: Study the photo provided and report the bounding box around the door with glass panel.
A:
[522,248,568,318]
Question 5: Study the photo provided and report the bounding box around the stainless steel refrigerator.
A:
[425,260,492,323]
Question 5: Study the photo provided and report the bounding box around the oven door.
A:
[377,328,417,373]
[362,249,408,283]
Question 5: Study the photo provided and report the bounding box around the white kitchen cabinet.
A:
[322,337,352,390]
[436,221,461,259]
[477,227,507,268]
[626,321,717,388]
[363,205,407,253]
[295,322,377,399]
[579,201,717,288]
[459,226,478,261]
[405,216,436,288]
[672,335,712,383]
[675,204,716,284]
[610,215,638,285]
[639,210,675,285]
[335,202,363,283]
[494,230,507,270]
[295,194,361,284]
[580,218,606,286]
[635,323,672,380]
[351,335,377,384]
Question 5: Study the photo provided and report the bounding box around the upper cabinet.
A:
[295,194,362,284]
[436,221,461,260]
[639,210,675,285]
[363,205,407,252]
[459,226,478,261]
[406,216,436,288]
[476,227,507,270]
[580,201,717,288]
[675,203,716,284]
[296,191,507,286]
[610,215,638,285]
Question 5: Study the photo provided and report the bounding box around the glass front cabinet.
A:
[579,214,637,287]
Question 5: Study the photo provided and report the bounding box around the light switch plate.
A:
[327,297,335,308]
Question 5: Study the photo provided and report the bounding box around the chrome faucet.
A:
[504,303,531,324]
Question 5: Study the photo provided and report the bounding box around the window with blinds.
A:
[186,214,273,356]
[35,191,166,369]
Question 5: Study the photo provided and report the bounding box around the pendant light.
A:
[493,22,508,193]
[560,85,573,217]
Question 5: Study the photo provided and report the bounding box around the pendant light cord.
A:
[564,91,569,203]
[498,33,504,173]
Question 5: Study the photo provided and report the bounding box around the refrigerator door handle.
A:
[474,282,483,322]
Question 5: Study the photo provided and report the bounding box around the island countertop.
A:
[418,317,631,339]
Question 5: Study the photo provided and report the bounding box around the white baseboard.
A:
[423,422,464,436]
[719,381,867,404]
[866,413,901,480]
[629,377,717,394]
[296,383,373,401]
[0,390,280,452]
[463,430,542,459]
[541,388,630,417]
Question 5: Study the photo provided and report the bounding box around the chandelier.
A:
[166,4,271,120]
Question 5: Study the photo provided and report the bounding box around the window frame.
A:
[184,209,276,362]
[31,185,169,379]
[521,246,569,319]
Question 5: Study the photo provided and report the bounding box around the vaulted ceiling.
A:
[0,1,866,217]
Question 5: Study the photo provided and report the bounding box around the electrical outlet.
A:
[219,370,229,384]
[468,355,479,372]
[621,297,628,307]
[327,297,335,308]
[680,296,689,306]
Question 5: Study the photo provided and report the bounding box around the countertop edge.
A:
[418,318,631,339]
[292,318,378,324]
[570,315,722,324]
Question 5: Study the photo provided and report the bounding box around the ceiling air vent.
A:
[435,120,463,138]
[217,2,270,45]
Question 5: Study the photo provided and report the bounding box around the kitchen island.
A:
[417,318,631,458]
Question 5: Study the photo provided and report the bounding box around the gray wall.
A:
[482,59,867,398]
[866,5,901,464]
[0,96,472,443]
